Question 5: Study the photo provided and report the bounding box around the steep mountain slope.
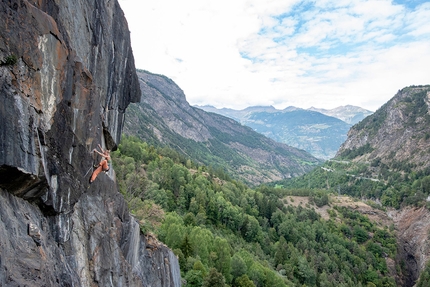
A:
[337,86,430,175]
[0,1,179,286]
[283,85,430,202]
[123,70,322,186]
[197,105,351,159]
[309,105,373,125]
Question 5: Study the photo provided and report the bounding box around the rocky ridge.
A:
[0,1,180,286]
[337,86,430,173]
[309,105,373,125]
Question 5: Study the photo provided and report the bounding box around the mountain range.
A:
[196,105,373,159]
[309,105,374,125]
[123,70,322,186]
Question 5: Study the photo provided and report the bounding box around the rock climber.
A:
[89,144,111,183]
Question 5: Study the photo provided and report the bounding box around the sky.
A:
[118,0,430,111]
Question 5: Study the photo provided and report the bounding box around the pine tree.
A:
[180,234,193,259]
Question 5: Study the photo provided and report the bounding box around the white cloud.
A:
[119,0,430,111]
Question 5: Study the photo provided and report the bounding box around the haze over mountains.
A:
[309,105,374,125]
[196,105,373,159]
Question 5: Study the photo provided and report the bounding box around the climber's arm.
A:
[93,148,105,157]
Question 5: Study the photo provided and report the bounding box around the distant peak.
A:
[282,106,302,112]
[243,105,277,112]
[194,104,216,108]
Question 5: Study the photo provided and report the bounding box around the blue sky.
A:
[119,0,430,111]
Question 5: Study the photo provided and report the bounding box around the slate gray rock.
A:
[0,1,180,286]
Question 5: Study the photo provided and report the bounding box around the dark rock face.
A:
[0,1,180,286]
[390,207,430,287]
[0,0,140,209]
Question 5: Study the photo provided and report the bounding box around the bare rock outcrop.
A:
[389,207,430,287]
[337,86,430,172]
[0,1,180,286]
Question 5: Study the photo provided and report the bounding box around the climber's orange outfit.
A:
[90,145,111,183]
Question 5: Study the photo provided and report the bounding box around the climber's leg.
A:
[90,165,103,183]
[101,160,109,172]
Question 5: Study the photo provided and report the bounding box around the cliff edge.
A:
[0,1,180,286]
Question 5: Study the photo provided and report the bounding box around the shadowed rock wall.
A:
[0,1,180,286]
[390,207,430,287]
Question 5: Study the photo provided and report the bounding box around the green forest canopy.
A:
[112,136,400,287]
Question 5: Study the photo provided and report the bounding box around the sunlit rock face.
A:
[0,1,180,286]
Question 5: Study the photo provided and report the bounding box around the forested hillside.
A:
[112,136,398,287]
